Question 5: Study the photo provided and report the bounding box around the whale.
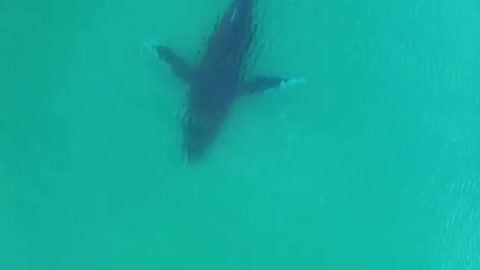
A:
[147,0,305,163]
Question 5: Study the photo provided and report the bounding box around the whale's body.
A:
[149,0,304,162]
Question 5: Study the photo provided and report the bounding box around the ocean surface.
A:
[1,0,479,269]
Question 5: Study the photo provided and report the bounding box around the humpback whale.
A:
[147,0,305,163]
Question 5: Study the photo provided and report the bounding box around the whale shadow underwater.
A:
[146,0,305,163]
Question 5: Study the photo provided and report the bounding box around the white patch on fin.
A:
[280,77,307,88]
[230,8,238,22]
[143,37,160,57]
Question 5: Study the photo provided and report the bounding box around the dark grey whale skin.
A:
[149,0,305,163]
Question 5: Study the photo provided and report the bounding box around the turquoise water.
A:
[1,0,479,269]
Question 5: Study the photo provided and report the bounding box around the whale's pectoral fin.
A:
[146,40,197,84]
[243,76,306,95]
